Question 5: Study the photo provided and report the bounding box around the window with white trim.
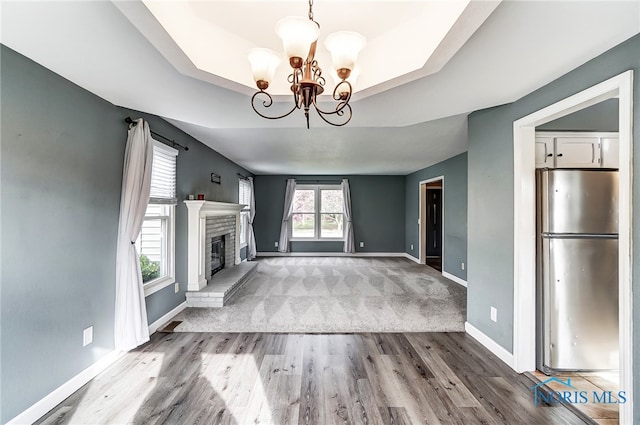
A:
[291,185,344,240]
[135,140,178,296]
[239,179,251,247]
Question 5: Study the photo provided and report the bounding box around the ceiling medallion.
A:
[248,0,366,129]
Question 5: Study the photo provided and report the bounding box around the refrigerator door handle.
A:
[541,233,618,239]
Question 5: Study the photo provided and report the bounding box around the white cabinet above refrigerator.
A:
[535,137,554,168]
[555,136,601,168]
[535,131,618,169]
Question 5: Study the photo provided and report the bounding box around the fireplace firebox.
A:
[211,235,225,276]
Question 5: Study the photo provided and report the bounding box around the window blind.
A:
[149,141,178,205]
[239,179,251,210]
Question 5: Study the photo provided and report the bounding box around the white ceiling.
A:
[1,1,639,175]
[138,0,494,97]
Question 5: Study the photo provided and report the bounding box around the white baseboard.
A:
[257,251,410,258]
[10,302,188,425]
[7,349,124,425]
[465,321,514,369]
[148,301,187,335]
[256,251,425,265]
[403,253,421,263]
[442,271,467,287]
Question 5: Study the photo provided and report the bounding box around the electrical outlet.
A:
[174,282,179,293]
[490,307,498,322]
[360,241,364,248]
[461,262,465,270]
[410,244,414,250]
[83,326,93,347]
[274,241,278,248]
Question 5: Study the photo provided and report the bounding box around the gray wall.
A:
[1,45,122,422]
[254,175,405,253]
[118,109,252,324]
[466,34,639,420]
[0,45,251,422]
[405,153,468,281]
[537,98,619,132]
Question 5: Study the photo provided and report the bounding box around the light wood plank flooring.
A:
[37,332,588,425]
[530,370,619,424]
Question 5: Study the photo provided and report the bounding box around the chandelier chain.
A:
[308,0,314,21]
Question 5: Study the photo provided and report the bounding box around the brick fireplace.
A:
[205,215,236,278]
[184,200,244,291]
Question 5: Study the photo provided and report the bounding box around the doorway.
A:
[419,176,444,270]
[425,181,443,271]
[512,71,633,423]
[532,99,621,422]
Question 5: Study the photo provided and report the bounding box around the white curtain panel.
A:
[114,118,153,351]
[342,179,355,253]
[278,179,297,252]
[247,176,257,260]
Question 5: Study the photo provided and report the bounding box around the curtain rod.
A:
[295,179,343,183]
[125,117,189,151]
[237,173,250,180]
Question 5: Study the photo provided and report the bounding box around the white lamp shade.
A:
[324,31,366,72]
[275,16,319,61]
[248,48,281,84]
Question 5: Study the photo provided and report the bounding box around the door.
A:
[541,236,619,370]
[555,137,601,168]
[535,137,554,168]
[539,169,618,234]
[426,188,442,258]
[601,137,619,168]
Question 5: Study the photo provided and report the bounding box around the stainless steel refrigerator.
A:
[536,168,619,374]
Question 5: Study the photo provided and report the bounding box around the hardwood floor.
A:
[530,370,619,424]
[37,332,588,425]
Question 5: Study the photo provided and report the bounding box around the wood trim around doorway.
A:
[419,176,444,267]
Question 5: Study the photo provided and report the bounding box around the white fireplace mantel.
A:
[184,200,245,291]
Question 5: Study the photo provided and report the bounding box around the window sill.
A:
[144,275,176,297]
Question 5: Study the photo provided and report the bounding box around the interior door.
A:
[426,189,442,257]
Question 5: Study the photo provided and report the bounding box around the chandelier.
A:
[248,0,366,129]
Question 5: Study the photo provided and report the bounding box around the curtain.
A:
[114,118,153,351]
[342,179,355,253]
[278,179,296,253]
[247,177,257,260]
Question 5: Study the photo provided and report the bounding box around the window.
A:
[291,185,344,240]
[135,140,178,296]
[239,179,251,247]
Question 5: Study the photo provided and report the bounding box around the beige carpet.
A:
[173,257,466,333]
